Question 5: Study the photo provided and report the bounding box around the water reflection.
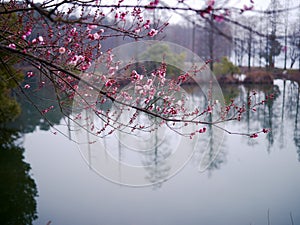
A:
[142,127,172,188]
[191,80,300,173]
[72,79,300,186]
[74,106,197,186]
[0,127,38,225]
[0,79,66,224]
[293,85,300,162]
[20,79,300,225]
[9,77,67,133]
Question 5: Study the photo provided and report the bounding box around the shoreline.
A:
[240,67,300,84]
[213,67,300,85]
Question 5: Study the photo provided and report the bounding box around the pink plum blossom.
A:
[148,29,158,37]
[59,47,66,54]
[8,43,16,49]
[134,28,141,33]
[93,33,100,40]
[250,133,258,138]
[144,20,150,29]
[27,71,34,78]
[25,28,32,36]
[38,36,44,42]
[31,38,37,44]
[24,84,31,89]
[88,24,97,30]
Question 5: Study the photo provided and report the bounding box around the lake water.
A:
[2,79,300,225]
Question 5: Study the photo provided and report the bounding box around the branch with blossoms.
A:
[0,0,274,140]
[72,58,272,140]
[2,41,272,140]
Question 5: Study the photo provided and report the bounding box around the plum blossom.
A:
[88,24,97,30]
[144,20,151,29]
[81,62,91,71]
[199,127,207,133]
[131,70,143,81]
[89,32,101,40]
[108,67,116,75]
[59,47,66,54]
[120,12,127,20]
[88,33,95,40]
[168,107,178,115]
[148,29,158,37]
[69,56,78,65]
[149,0,159,7]
[262,128,270,134]
[93,33,100,40]
[65,37,72,43]
[207,105,212,113]
[8,43,16,49]
[70,27,77,36]
[69,55,84,65]
[25,28,32,36]
[146,78,153,86]
[42,105,54,114]
[24,84,30,89]
[177,73,189,85]
[31,38,37,44]
[27,71,34,78]
[200,1,215,17]
[38,36,44,42]
[250,133,258,138]
[134,28,141,33]
[105,79,116,87]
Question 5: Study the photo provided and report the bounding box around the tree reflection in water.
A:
[0,127,38,225]
[293,85,300,162]
[0,78,66,224]
[69,80,300,185]
[190,80,300,174]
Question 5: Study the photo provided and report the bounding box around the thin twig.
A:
[290,212,294,225]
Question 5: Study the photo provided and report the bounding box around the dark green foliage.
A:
[0,128,38,225]
[0,52,23,123]
[0,7,24,123]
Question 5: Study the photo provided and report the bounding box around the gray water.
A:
[6,79,300,225]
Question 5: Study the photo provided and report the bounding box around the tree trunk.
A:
[209,14,214,71]
[247,30,252,71]
[284,29,288,70]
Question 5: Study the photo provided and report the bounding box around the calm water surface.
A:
[5,79,300,225]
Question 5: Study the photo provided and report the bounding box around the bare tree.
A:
[289,23,300,69]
